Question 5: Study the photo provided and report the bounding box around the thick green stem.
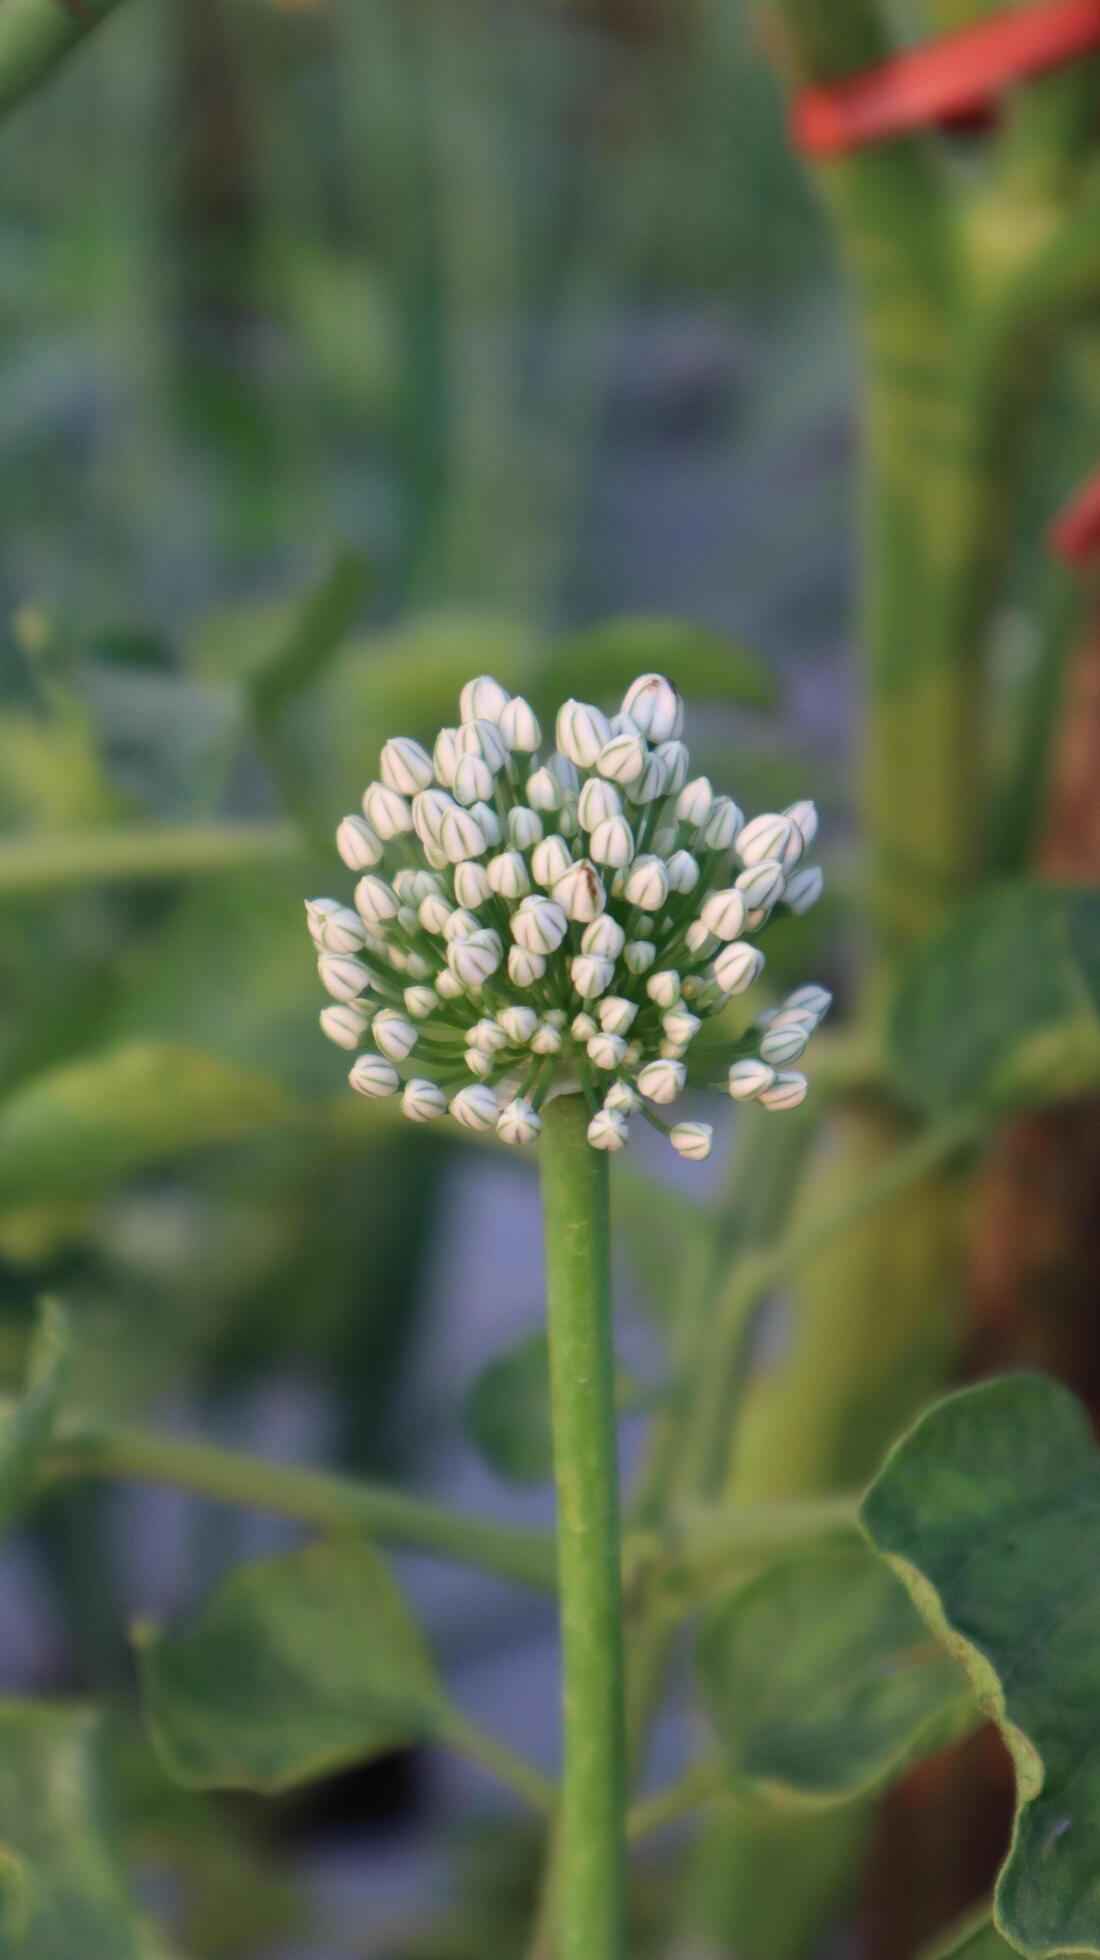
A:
[539,1093,626,1960]
[0,822,300,897]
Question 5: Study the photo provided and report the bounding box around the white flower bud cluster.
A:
[308,672,827,1160]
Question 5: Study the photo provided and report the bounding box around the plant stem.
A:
[0,822,300,897]
[43,1426,557,1592]
[442,1712,557,1816]
[627,1762,726,1843]
[539,1092,626,1960]
[0,0,125,121]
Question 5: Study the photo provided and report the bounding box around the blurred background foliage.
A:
[0,0,1098,1956]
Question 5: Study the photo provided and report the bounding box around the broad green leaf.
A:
[463,1331,649,1486]
[542,616,776,713]
[0,1704,165,1959]
[0,1300,67,1534]
[696,1546,976,1806]
[139,1538,447,1794]
[0,1042,292,1209]
[890,885,1100,1113]
[862,1374,1100,1959]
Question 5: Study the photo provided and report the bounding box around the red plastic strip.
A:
[793,0,1100,157]
[1049,470,1100,568]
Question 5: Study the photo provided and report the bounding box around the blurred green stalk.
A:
[0,822,299,895]
[0,0,125,119]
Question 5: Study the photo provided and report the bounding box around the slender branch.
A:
[661,1492,861,1597]
[540,1092,626,1960]
[627,1762,726,1843]
[0,822,301,897]
[0,0,127,120]
[442,1712,557,1816]
[43,1426,558,1593]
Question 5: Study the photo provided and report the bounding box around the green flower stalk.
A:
[307,669,826,1954]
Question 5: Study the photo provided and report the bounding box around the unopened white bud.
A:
[469,1017,509,1055]
[508,946,547,988]
[727,1058,776,1102]
[499,1005,538,1044]
[663,1009,701,1047]
[598,731,647,786]
[605,1080,641,1116]
[337,814,384,870]
[781,984,833,1025]
[713,942,766,994]
[759,1070,809,1111]
[623,673,683,742]
[625,940,656,974]
[578,778,622,831]
[782,866,825,915]
[646,970,681,1009]
[412,788,453,846]
[465,1048,494,1079]
[599,997,638,1035]
[532,835,573,888]
[349,1054,400,1099]
[590,816,635,869]
[571,954,614,1000]
[736,859,786,912]
[760,1021,810,1066]
[499,695,541,752]
[441,805,489,864]
[451,1084,500,1131]
[460,674,510,724]
[363,782,413,839]
[630,752,669,805]
[402,1078,448,1122]
[572,1013,598,1041]
[531,1019,563,1056]
[666,849,700,894]
[498,1097,541,1146]
[785,799,819,848]
[372,1010,418,1061]
[381,736,434,796]
[319,953,371,1002]
[582,915,625,960]
[443,908,480,942]
[418,892,453,935]
[487,850,530,900]
[436,969,464,1000]
[312,904,366,954]
[553,860,606,923]
[637,1058,686,1104]
[588,1107,629,1152]
[676,777,713,828]
[655,739,689,793]
[508,805,544,850]
[700,888,746,941]
[451,860,489,909]
[512,895,568,955]
[454,754,495,807]
[705,797,744,852]
[671,1121,713,1162]
[320,1002,372,1049]
[737,813,802,872]
[433,727,459,788]
[526,766,563,813]
[470,802,503,848]
[557,699,611,769]
[354,876,399,927]
[456,718,507,772]
[624,855,669,911]
[449,929,502,988]
[589,1031,627,1070]
[404,985,439,1020]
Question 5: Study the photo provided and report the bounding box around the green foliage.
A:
[889,885,1100,1113]
[0,1299,67,1533]
[463,1331,648,1487]
[862,1374,1100,1958]
[0,1704,164,1959]
[139,1537,447,1795]
[696,1545,975,1805]
[925,1915,1019,1960]
[544,618,776,715]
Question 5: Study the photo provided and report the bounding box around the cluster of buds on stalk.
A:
[307,672,828,1160]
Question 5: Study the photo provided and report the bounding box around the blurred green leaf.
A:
[863,1374,1100,1959]
[540,617,777,713]
[696,1546,975,1806]
[889,885,1100,1112]
[248,550,371,725]
[0,1299,67,1533]
[923,1915,1018,1959]
[0,1703,165,1959]
[139,1538,446,1794]
[463,1331,650,1486]
[0,1042,292,1209]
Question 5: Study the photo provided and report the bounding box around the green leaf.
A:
[0,1300,68,1534]
[463,1331,650,1486]
[542,617,777,713]
[696,1546,976,1806]
[0,1042,293,1209]
[861,1373,1100,1958]
[889,884,1100,1113]
[138,1538,447,1794]
[924,1914,1019,1960]
[0,1704,165,1959]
